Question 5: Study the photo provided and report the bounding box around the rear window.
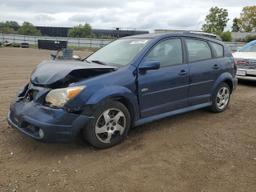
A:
[185,39,212,62]
[210,42,224,58]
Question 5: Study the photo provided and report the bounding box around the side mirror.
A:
[139,60,160,72]
[73,55,81,61]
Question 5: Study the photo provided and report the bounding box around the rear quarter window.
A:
[209,42,224,58]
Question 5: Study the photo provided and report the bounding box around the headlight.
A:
[45,86,85,107]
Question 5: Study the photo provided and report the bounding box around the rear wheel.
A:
[210,82,231,113]
[84,100,131,149]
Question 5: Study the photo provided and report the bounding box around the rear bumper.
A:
[8,101,92,143]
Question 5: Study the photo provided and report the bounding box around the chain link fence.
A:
[0,33,246,51]
[0,33,112,48]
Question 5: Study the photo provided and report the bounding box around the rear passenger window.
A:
[210,42,224,58]
[145,39,183,67]
[185,39,212,62]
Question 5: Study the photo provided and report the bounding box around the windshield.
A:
[87,39,149,66]
[239,40,256,52]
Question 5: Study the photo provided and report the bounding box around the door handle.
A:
[212,64,219,70]
[179,70,187,76]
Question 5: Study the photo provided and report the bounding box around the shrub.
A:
[220,31,232,41]
[68,24,92,38]
[18,22,41,36]
[244,35,256,42]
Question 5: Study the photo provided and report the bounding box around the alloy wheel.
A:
[216,87,230,110]
[95,108,126,143]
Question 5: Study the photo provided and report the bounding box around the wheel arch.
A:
[109,96,137,126]
[223,79,234,93]
[86,85,140,122]
[212,73,234,94]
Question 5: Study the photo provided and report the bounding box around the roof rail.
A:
[184,31,221,40]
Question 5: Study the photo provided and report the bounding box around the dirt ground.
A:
[0,47,255,192]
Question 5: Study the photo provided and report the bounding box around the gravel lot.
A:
[0,47,256,192]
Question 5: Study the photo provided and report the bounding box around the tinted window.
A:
[145,39,183,67]
[185,39,212,62]
[210,42,224,57]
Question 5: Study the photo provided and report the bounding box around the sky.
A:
[0,0,255,31]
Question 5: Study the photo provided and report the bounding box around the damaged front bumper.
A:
[8,100,92,143]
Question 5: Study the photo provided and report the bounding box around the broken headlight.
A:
[45,86,85,108]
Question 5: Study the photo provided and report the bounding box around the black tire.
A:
[210,82,231,113]
[83,100,131,149]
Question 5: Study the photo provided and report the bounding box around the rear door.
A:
[138,38,189,118]
[185,38,224,105]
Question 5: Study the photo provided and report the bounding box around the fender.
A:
[212,72,234,93]
[86,85,140,120]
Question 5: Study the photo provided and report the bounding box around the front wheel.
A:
[210,82,231,113]
[83,100,131,149]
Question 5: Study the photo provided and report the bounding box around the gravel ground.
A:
[0,47,256,192]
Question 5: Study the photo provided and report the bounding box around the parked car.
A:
[233,40,256,80]
[8,32,237,148]
[21,43,29,48]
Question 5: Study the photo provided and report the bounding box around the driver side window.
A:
[145,39,183,67]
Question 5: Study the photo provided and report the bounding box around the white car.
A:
[233,40,256,80]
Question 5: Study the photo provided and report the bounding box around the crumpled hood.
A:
[31,60,116,87]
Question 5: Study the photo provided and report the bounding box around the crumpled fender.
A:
[86,85,140,120]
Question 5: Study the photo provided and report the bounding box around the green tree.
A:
[238,6,256,32]
[68,23,92,38]
[202,7,229,34]
[0,21,20,34]
[18,22,41,36]
[0,26,15,34]
[5,21,20,31]
[232,18,240,32]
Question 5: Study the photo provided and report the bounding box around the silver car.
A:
[233,40,256,81]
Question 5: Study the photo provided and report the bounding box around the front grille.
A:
[250,60,256,65]
[237,59,256,69]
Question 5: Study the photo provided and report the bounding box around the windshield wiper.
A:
[91,60,107,65]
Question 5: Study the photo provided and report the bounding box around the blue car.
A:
[8,32,237,148]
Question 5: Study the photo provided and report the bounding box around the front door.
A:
[138,38,189,118]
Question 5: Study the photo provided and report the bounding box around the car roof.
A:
[123,32,223,44]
